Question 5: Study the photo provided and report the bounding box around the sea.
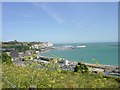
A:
[41,42,119,66]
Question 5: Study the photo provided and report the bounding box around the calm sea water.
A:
[41,42,118,66]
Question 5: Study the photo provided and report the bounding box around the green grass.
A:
[2,63,120,88]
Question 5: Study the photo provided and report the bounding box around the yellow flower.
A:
[104,78,107,80]
[95,79,97,81]
[48,84,51,87]
[101,84,104,87]
[60,76,64,79]
[50,80,55,83]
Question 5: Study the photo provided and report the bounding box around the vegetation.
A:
[1,52,12,64]
[2,40,45,45]
[1,40,119,88]
[74,62,88,73]
[2,63,120,88]
[2,45,30,52]
[2,40,21,45]
[2,40,45,52]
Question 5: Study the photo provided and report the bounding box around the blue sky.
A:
[2,2,118,43]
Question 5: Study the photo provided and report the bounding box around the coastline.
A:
[39,54,120,75]
[40,55,119,68]
[41,42,118,66]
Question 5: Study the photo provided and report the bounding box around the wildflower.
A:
[104,78,107,80]
[50,80,55,83]
[48,84,52,87]
[101,83,105,87]
[60,76,64,79]
[95,79,97,81]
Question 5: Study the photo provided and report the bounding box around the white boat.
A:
[77,45,86,48]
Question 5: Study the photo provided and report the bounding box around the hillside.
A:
[2,63,120,88]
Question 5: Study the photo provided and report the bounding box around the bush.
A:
[74,62,88,73]
[1,52,12,64]
[2,45,30,52]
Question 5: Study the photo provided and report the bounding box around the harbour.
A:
[41,42,118,66]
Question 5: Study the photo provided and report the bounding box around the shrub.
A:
[74,62,88,73]
[1,52,12,64]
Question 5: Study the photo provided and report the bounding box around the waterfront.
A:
[41,42,118,66]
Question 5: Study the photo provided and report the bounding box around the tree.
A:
[74,62,88,73]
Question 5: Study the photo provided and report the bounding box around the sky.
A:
[2,2,118,43]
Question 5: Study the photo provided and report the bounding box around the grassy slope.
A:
[2,64,120,88]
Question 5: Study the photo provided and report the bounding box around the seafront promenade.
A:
[84,63,120,76]
[29,55,120,76]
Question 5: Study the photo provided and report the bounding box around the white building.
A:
[31,42,53,49]
[31,44,39,49]
[64,60,69,65]
[47,42,53,47]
